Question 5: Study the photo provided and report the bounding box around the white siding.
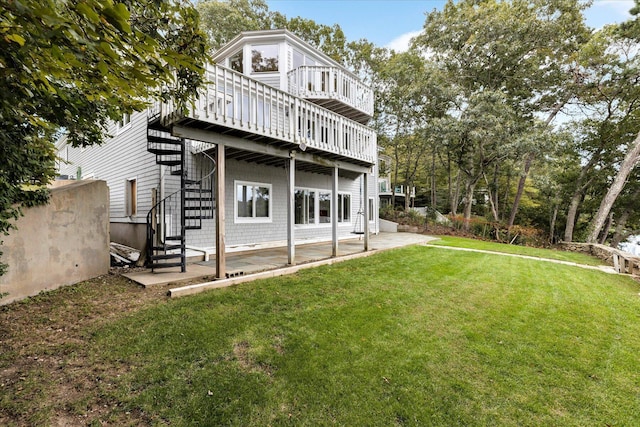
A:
[57,111,160,224]
[185,157,374,249]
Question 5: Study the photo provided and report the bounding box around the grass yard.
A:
[430,235,605,266]
[2,243,639,426]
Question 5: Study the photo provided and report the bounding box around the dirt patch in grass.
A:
[0,270,172,426]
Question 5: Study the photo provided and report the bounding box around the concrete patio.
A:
[123,232,437,297]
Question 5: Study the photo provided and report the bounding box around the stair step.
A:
[184,206,214,211]
[150,262,184,269]
[148,148,182,156]
[147,134,182,145]
[185,215,215,220]
[185,225,202,230]
[184,197,213,202]
[152,244,182,251]
[151,253,183,261]
[156,160,181,167]
[165,235,184,241]
[185,188,213,194]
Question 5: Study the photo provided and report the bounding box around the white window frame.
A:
[125,177,137,217]
[117,113,132,134]
[294,187,332,227]
[229,49,244,73]
[369,197,376,222]
[251,43,279,73]
[338,192,352,223]
[234,180,272,223]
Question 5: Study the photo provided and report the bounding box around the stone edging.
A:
[559,242,640,276]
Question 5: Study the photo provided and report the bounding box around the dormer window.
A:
[229,50,243,73]
[251,44,278,73]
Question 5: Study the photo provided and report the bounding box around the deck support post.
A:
[216,143,226,279]
[363,172,369,251]
[332,166,339,257]
[287,153,296,265]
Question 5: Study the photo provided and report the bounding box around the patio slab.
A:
[123,232,437,289]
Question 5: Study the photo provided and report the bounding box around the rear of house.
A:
[57,29,379,275]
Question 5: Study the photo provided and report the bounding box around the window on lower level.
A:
[295,188,331,225]
[125,178,137,216]
[338,193,351,223]
[369,197,375,221]
[235,181,271,222]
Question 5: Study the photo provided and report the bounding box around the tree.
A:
[586,131,640,242]
[445,90,520,229]
[197,0,348,63]
[562,21,640,242]
[415,0,591,228]
[0,0,208,275]
[196,0,272,50]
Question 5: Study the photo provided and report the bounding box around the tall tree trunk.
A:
[405,182,411,211]
[453,171,461,215]
[463,179,478,231]
[508,104,564,228]
[492,163,499,220]
[431,149,437,209]
[611,210,630,248]
[598,212,614,244]
[549,202,559,244]
[502,166,512,222]
[611,186,640,247]
[563,153,601,242]
[564,192,583,242]
[507,152,534,228]
[587,131,640,243]
[483,173,499,222]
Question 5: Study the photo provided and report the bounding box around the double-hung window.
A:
[235,181,271,223]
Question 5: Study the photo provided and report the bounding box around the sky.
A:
[266,0,636,51]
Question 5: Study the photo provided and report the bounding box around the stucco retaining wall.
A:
[0,180,110,305]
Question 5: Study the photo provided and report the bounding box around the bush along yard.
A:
[1,241,640,426]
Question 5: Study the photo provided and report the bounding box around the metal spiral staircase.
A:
[145,120,216,272]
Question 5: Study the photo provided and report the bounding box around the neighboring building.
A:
[56,29,378,276]
[378,154,415,209]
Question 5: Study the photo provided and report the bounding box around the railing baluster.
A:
[159,63,375,163]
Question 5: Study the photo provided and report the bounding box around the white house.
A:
[56,29,379,277]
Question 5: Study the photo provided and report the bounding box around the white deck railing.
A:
[158,64,376,165]
[287,65,374,118]
[379,179,416,198]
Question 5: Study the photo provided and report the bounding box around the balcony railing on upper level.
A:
[287,65,374,122]
[157,64,376,165]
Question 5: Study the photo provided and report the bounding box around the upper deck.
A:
[156,64,377,167]
[287,65,374,124]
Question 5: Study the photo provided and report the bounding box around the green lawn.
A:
[430,235,605,266]
[92,245,640,426]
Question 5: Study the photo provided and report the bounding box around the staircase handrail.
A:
[146,143,217,265]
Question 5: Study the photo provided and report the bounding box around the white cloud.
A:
[384,30,423,52]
